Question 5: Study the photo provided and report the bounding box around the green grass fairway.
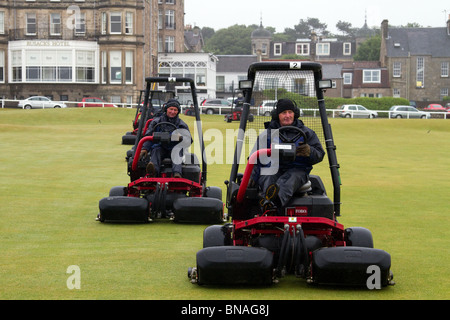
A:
[0,108,449,300]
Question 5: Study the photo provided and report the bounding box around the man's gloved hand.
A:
[296,144,310,157]
[139,149,148,160]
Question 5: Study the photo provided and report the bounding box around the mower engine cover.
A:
[195,246,274,285]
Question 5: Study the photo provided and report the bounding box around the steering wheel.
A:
[152,121,178,134]
[272,126,307,144]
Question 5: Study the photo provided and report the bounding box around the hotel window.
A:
[75,13,86,35]
[101,12,107,34]
[76,51,95,82]
[165,10,175,29]
[393,62,402,78]
[110,51,122,83]
[110,12,122,34]
[125,12,133,35]
[26,51,41,81]
[101,51,107,83]
[441,88,448,99]
[274,43,282,56]
[296,43,309,56]
[26,13,37,35]
[50,13,61,35]
[57,51,72,82]
[165,36,174,53]
[158,10,163,30]
[0,51,4,82]
[343,42,351,55]
[125,51,133,84]
[363,70,381,83]
[11,51,22,82]
[316,43,330,56]
[0,12,4,34]
[441,62,449,78]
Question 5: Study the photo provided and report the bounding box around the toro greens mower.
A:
[224,100,254,123]
[97,77,224,224]
[188,62,394,287]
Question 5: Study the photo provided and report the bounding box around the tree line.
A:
[197,18,423,61]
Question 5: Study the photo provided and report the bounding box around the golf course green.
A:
[0,107,448,300]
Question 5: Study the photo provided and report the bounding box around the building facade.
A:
[380,18,450,103]
[0,0,184,105]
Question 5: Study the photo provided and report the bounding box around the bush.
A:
[324,97,410,111]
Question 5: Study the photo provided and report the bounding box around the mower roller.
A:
[98,77,224,224]
[188,61,394,288]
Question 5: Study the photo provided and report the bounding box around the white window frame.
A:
[393,62,402,78]
[0,12,5,34]
[296,43,309,56]
[343,42,351,55]
[75,13,86,35]
[125,12,133,35]
[274,43,282,56]
[26,13,37,35]
[441,62,449,78]
[316,43,330,56]
[343,73,352,85]
[110,50,122,83]
[165,36,174,53]
[110,12,122,34]
[165,10,175,29]
[101,12,107,35]
[125,51,133,84]
[363,69,381,83]
[416,57,425,87]
[50,13,61,36]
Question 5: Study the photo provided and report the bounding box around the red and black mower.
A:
[224,99,254,123]
[188,62,394,287]
[98,77,224,224]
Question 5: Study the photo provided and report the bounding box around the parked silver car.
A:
[18,96,68,109]
[389,105,430,119]
[199,99,231,114]
[337,104,378,118]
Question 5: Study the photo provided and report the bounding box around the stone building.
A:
[380,17,450,103]
[0,0,184,105]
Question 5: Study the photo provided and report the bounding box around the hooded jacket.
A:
[251,118,325,174]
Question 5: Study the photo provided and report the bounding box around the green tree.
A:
[284,18,329,40]
[353,35,381,61]
[203,24,254,55]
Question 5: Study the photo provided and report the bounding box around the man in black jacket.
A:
[140,99,190,178]
[251,99,325,210]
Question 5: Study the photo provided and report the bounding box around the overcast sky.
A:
[185,0,450,33]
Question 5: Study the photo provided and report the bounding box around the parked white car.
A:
[257,100,304,117]
[337,104,378,118]
[257,100,277,116]
[18,96,68,109]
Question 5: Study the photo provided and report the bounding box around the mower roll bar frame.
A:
[229,62,341,216]
[133,77,208,186]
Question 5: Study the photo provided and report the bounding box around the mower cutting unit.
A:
[188,62,394,288]
[98,77,224,224]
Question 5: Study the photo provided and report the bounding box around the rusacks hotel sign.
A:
[26,40,71,47]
